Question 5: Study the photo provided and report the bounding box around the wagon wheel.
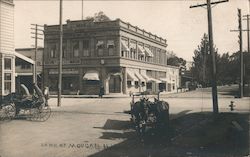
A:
[0,103,16,121]
[29,105,51,122]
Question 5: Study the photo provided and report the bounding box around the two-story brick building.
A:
[43,19,179,95]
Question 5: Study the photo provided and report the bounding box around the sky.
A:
[14,0,249,61]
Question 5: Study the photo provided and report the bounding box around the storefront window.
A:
[4,73,11,94]
[135,81,139,88]
[4,58,11,70]
[146,82,152,90]
[159,83,166,91]
[127,81,132,87]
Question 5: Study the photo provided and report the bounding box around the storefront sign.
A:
[49,68,79,74]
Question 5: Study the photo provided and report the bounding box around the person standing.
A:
[99,85,104,98]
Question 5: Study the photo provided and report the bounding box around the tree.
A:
[217,53,231,85]
[191,33,218,87]
[85,11,111,22]
[167,51,186,67]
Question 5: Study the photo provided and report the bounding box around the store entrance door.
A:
[109,75,121,93]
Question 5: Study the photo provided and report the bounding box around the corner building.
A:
[44,19,179,95]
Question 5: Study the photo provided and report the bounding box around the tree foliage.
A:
[191,33,250,87]
[167,51,186,67]
[85,11,111,22]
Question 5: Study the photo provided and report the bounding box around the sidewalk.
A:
[49,93,130,99]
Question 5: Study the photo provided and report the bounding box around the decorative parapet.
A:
[117,19,167,45]
[44,18,167,45]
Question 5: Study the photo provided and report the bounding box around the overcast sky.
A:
[14,0,249,61]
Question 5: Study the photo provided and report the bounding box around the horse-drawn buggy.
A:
[130,91,170,140]
[0,83,51,122]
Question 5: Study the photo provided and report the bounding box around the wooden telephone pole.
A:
[58,0,63,107]
[31,24,44,84]
[190,0,229,114]
[230,9,250,98]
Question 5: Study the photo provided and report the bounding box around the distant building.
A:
[15,48,43,90]
[44,19,179,95]
[0,0,15,96]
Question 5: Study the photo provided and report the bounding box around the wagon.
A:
[0,84,51,122]
[130,91,170,140]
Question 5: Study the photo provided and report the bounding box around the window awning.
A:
[107,40,115,47]
[109,72,123,81]
[134,71,146,82]
[83,71,99,80]
[138,45,145,56]
[121,40,129,52]
[160,78,168,82]
[96,40,104,49]
[141,73,161,83]
[144,47,154,57]
[127,69,138,81]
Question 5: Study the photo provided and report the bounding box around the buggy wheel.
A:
[0,103,16,121]
[29,105,51,122]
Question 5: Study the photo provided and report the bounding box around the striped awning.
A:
[127,69,138,81]
[134,71,146,82]
[121,40,130,52]
[141,73,161,83]
[138,45,145,56]
[144,47,154,57]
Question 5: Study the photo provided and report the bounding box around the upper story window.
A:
[130,41,136,59]
[138,44,145,57]
[73,41,79,57]
[121,39,129,57]
[96,40,104,56]
[4,58,11,70]
[83,40,90,57]
[62,45,66,58]
[107,40,115,56]
[50,45,56,58]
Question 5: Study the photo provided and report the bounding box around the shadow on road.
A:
[90,112,249,157]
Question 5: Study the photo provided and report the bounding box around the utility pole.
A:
[81,0,84,20]
[239,9,243,98]
[31,24,44,85]
[190,0,228,114]
[243,14,250,54]
[231,9,244,98]
[58,0,63,107]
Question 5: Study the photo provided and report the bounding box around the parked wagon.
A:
[0,83,51,122]
[130,91,170,141]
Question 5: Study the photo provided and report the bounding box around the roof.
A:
[14,52,35,64]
